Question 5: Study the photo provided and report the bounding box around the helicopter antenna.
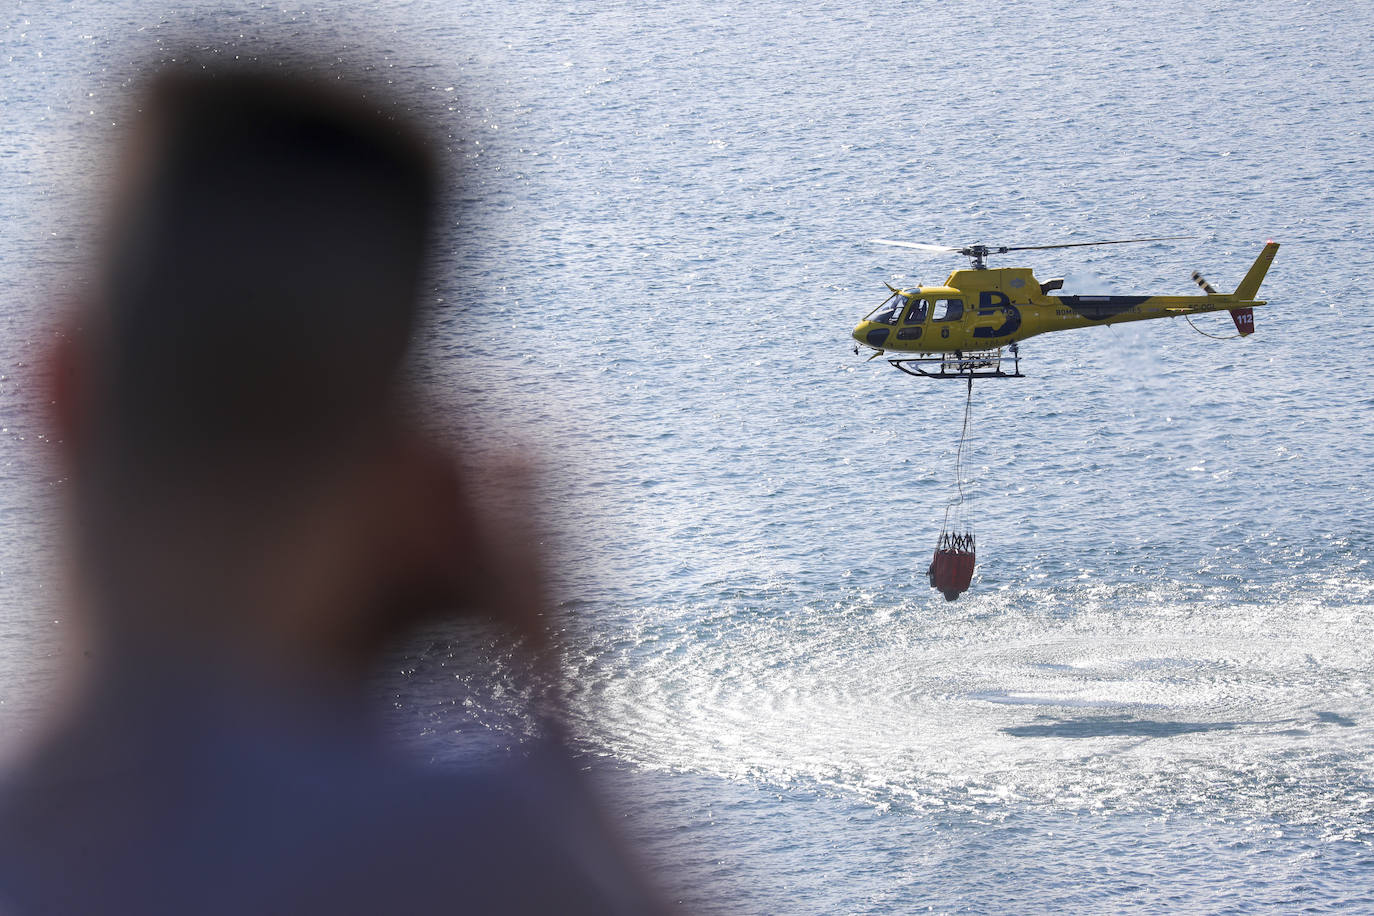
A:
[872,235,1194,269]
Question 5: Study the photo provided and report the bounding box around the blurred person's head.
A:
[5,56,665,916]
[49,65,490,680]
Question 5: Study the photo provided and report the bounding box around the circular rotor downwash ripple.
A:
[557,574,1374,840]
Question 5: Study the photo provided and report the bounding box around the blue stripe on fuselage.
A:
[1053,295,1151,322]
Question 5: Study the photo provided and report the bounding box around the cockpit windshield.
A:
[866,293,909,325]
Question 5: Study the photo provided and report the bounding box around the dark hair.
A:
[94,67,438,481]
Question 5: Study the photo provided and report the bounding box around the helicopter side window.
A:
[867,293,906,325]
[903,298,928,324]
[931,298,964,322]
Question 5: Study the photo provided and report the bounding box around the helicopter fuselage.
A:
[853,244,1276,355]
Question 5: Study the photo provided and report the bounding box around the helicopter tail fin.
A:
[1228,307,1256,336]
[1223,241,1277,336]
[1234,241,1279,301]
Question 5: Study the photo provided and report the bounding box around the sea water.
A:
[3,0,1374,911]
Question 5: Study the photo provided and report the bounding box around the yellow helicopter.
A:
[852,236,1279,378]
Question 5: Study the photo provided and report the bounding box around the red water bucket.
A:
[929,547,975,601]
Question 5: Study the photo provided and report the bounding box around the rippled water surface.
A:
[4,0,1374,912]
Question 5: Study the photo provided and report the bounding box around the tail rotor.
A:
[1193,269,1254,336]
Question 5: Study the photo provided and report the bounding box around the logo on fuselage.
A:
[973,290,1021,339]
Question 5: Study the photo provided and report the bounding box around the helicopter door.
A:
[929,298,964,342]
[930,298,963,321]
[896,297,928,341]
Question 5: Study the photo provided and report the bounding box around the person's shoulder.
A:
[367,748,663,914]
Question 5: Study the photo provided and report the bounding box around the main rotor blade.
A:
[870,239,961,253]
[999,235,1194,253]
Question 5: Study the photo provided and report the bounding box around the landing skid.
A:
[888,345,1024,380]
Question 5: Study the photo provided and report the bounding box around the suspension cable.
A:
[942,377,975,538]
